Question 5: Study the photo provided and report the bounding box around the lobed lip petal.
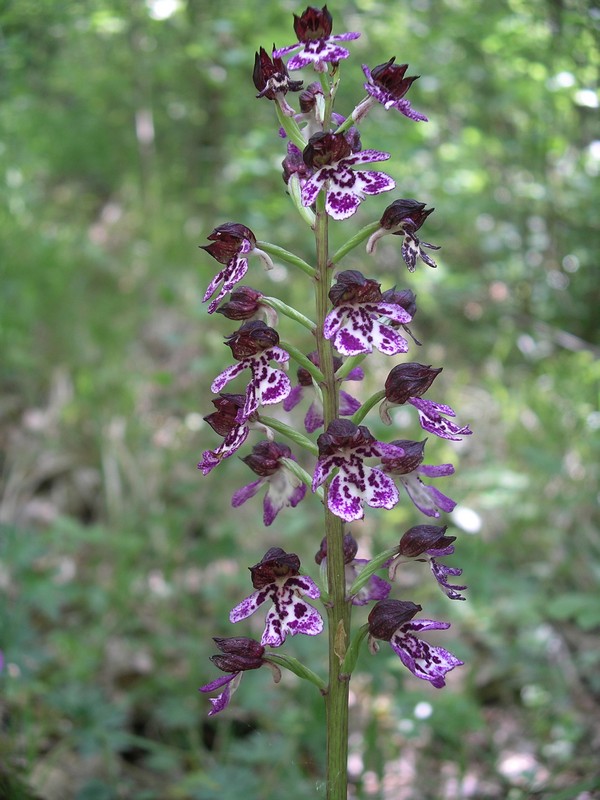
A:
[409,397,473,441]
[230,589,270,623]
[326,186,362,220]
[231,479,264,508]
[390,627,463,688]
[211,362,246,394]
[362,466,399,509]
[203,255,250,314]
[328,473,365,521]
[199,672,240,717]
[198,425,249,475]
[304,399,325,433]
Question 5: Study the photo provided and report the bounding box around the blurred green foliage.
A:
[1,0,599,798]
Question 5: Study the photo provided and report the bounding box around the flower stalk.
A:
[197,7,470,798]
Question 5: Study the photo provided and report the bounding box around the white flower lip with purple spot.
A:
[210,321,292,423]
[324,270,412,357]
[301,133,394,220]
[368,599,463,688]
[312,420,404,522]
[273,5,360,73]
[230,548,323,647]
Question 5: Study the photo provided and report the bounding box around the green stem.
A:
[313,184,351,800]
[256,242,315,277]
[346,546,398,599]
[280,457,323,501]
[274,101,307,152]
[258,416,319,456]
[335,353,367,382]
[262,297,316,333]
[329,221,381,266]
[351,389,386,426]
[280,340,324,385]
[263,653,327,693]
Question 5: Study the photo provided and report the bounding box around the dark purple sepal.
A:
[329,270,382,306]
[242,440,292,476]
[250,547,301,589]
[379,199,434,233]
[293,5,333,41]
[303,132,352,169]
[380,439,426,474]
[385,363,442,405]
[225,320,280,360]
[398,524,455,558]
[201,223,256,263]
[216,287,264,320]
[368,598,421,641]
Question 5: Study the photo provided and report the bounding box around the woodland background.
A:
[1,1,599,798]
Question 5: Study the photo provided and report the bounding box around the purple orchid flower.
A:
[198,393,272,476]
[210,321,292,423]
[274,5,360,73]
[312,420,403,522]
[380,439,456,518]
[199,637,280,717]
[324,270,412,356]
[283,350,363,433]
[368,599,463,688]
[353,58,428,124]
[301,133,394,220]
[367,199,440,272]
[232,441,307,526]
[389,524,467,601]
[230,548,323,647]
[381,363,472,441]
[201,223,274,314]
[253,46,303,117]
[315,533,390,605]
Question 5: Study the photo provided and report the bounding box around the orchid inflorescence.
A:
[196,5,471,754]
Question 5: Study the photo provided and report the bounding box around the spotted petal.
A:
[211,362,247,394]
[203,244,252,314]
[312,454,339,492]
[231,478,264,508]
[230,588,270,623]
[399,472,456,517]
[262,471,306,526]
[199,672,240,716]
[390,620,463,688]
[262,585,324,646]
[328,462,399,522]
[198,425,249,475]
[409,397,473,441]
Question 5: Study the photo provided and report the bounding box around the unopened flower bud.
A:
[217,286,265,321]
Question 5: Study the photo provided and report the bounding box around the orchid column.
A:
[197,7,471,800]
